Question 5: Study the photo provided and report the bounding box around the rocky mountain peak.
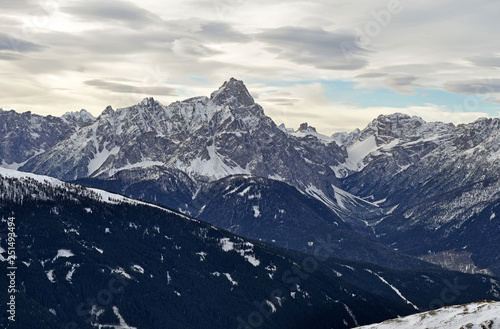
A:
[102,105,114,116]
[140,97,157,107]
[331,128,361,145]
[358,113,454,143]
[61,109,95,127]
[210,77,255,107]
[297,122,317,133]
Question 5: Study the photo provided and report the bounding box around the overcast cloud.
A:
[1,0,499,133]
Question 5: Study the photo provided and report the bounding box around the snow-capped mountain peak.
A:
[210,77,255,107]
[61,109,95,127]
[331,128,361,146]
[361,113,454,143]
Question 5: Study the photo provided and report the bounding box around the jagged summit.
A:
[278,123,295,133]
[61,109,95,128]
[210,77,255,107]
[62,109,95,121]
[331,129,361,146]
[297,122,317,133]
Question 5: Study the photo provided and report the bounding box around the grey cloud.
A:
[355,72,386,78]
[62,0,162,27]
[263,97,300,105]
[2,0,40,13]
[385,75,418,86]
[384,75,419,95]
[258,27,370,70]
[85,79,177,96]
[172,38,220,57]
[481,97,500,104]
[197,22,251,43]
[444,79,500,95]
[0,33,42,53]
[0,52,22,61]
[466,55,500,68]
[32,20,243,58]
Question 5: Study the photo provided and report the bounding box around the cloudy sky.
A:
[1,0,500,134]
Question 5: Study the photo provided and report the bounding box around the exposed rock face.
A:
[297,122,317,133]
[61,109,95,128]
[0,109,84,168]
[337,113,500,274]
[21,79,348,211]
[7,82,500,275]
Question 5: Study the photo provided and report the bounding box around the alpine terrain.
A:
[0,79,496,277]
[1,168,500,328]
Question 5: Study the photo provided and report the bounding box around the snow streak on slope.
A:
[355,301,500,329]
[365,269,418,310]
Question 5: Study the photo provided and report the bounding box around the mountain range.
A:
[2,78,500,327]
[1,167,499,328]
[2,78,497,277]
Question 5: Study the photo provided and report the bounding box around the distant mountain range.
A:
[2,78,500,277]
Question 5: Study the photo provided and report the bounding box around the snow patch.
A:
[52,249,74,262]
[131,265,144,274]
[343,303,359,327]
[224,273,238,286]
[238,186,251,196]
[93,246,104,254]
[46,269,56,283]
[87,145,120,176]
[252,205,261,218]
[196,251,207,261]
[111,267,132,280]
[65,263,80,283]
[219,238,260,266]
[220,238,234,251]
[109,306,138,329]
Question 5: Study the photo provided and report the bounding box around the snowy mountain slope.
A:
[2,168,500,329]
[22,79,345,186]
[8,81,500,277]
[21,78,382,226]
[188,175,434,270]
[331,128,361,146]
[355,300,500,329]
[0,109,89,169]
[334,113,455,177]
[338,114,500,274]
